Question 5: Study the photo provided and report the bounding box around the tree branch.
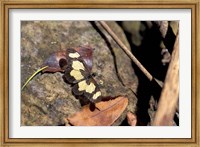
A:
[153,34,179,126]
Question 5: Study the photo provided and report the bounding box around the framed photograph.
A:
[1,0,199,146]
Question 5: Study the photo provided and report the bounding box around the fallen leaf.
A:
[127,111,137,126]
[42,50,66,73]
[42,46,94,73]
[68,96,128,126]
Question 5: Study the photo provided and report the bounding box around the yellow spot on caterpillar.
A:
[69,52,80,58]
[78,80,96,93]
[70,70,84,80]
[72,61,85,70]
[92,91,101,99]
[86,83,95,93]
[78,80,88,91]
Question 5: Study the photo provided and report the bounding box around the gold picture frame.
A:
[0,0,199,146]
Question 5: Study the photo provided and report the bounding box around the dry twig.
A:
[98,21,154,82]
[153,34,179,126]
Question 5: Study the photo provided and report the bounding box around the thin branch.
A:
[153,34,179,126]
[98,21,153,82]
